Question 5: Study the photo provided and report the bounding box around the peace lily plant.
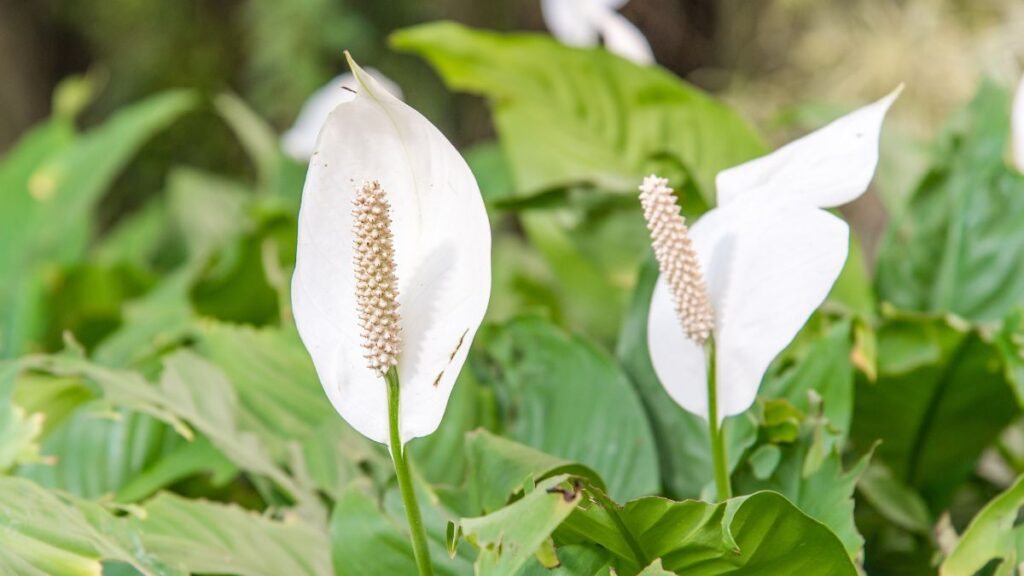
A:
[541,0,655,65]
[640,87,901,500]
[292,53,491,575]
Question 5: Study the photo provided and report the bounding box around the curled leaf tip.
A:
[639,174,714,345]
[353,180,401,375]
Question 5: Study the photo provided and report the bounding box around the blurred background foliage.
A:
[2,1,1024,575]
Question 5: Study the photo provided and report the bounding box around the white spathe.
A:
[1013,74,1024,173]
[281,69,404,161]
[648,87,901,423]
[541,0,655,65]
[291,54,491,445]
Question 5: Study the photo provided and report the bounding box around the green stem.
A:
[386,367,434,576]
[706,337,732,501]
[587,482,648,568]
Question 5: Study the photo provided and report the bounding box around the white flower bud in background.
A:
[1013,74,1024,173]
[281,70,404,161]
[541,0,655,65]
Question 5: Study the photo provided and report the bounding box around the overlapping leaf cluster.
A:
[1,21,1023,576]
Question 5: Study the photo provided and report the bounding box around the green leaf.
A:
[876,82,1024,322]
[461,475,581,576]
[479,317,659,501]
[410,368,496,488]
[940,473,1024,576]
[617,260,757,498]
[463,430,603,515]
[391,22,764,202]
[0,476,173,576]
[567,491,857,575]
[192,322,386,496]
[996,309,1024,405]
[733,425,870,558]
[850,311,1020,510]
[133,491,331,576]
[856,461,932,535]
[18,403,183,499]
[760,320,855,454]
[0,91,194,358]
[167,168,251,259]
[519,545,612,576]
[331,481,472,576]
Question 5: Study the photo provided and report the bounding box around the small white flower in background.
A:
[644,87,902,423]
[541,0,655,65]
[291,54,491,445]
[1013,74,1024,172]
[281,70,404,161]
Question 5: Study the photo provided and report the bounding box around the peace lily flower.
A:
[541,0,655,65]
[641,87,901,499]
[281,69,403,161]
[1013,74,1024,172]
[292,54,490,575]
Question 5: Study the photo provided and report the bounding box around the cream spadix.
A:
[645,87,901,423]
[292,54,491,445]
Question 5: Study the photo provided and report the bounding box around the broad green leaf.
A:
[0,91,194,358]
[850,311,1019,510]
[566,491,857,575]
[520,211,626,341]
[0,119,74,359]
[40,263,154,351]
[11,351,310,506]
[93,266,199,367]
[133,492,331,576]
[391,23,764,203]
[0,476,173,576]
[331,481,472,576]
[996,309,1024,405]
[410,367,496,488]
[940,473,1024,576]
[154,350,307,502]
[733,424,870,558]
[461,474,581,576]
[479,317,659,501]
[192,322,386,496]
[167,167,251,259]
[114,435,236,503]
[856,461,932,535]
[463,430,603,515]
[760,320,855,454]
[617,260,757,498]
[18,403,182,499]
[876,82,1024,322]
[519,545,612,575]
[91,198,170,268]
[214,92,306,206]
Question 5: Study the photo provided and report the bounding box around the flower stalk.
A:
[705,337,731,501]
[639,175,730,500]
[387,367,434,576]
